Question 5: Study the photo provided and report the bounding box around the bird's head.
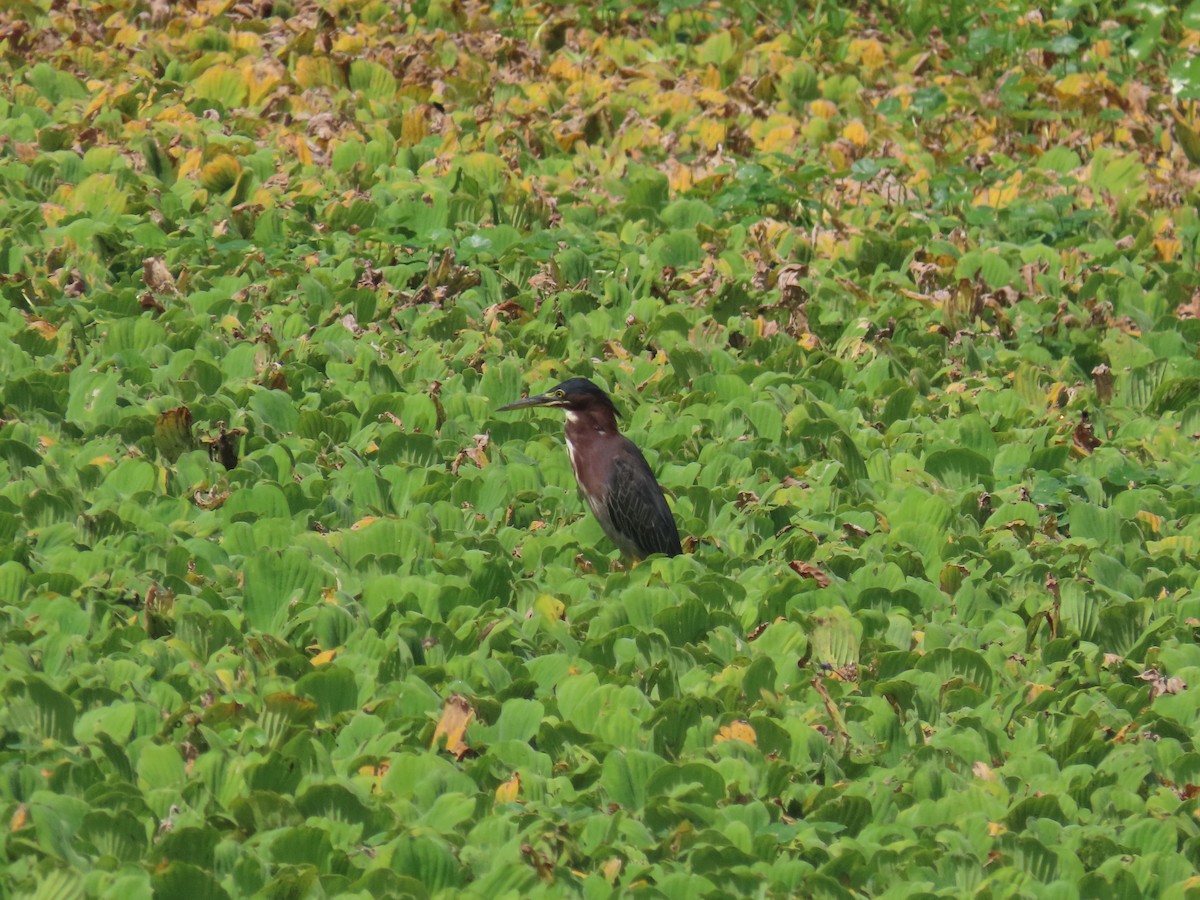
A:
[498,377,619,418]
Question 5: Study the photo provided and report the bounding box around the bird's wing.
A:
[605,443,682,558]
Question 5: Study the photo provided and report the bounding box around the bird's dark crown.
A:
[544,378,618,413]
[499,377,620,417]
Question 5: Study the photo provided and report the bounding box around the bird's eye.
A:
[555,390,565,398]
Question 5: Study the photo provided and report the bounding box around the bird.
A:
[499,377,682,561]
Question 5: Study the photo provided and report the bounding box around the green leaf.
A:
[649,230,702,269]
[390,836,464,892]
[152,862,230,900]
[6,676,76,744]
[349,61,397,101]
[925,448,993,488]
[295,666,359,721]
[645,761,726,804]
[28,792,90,864]
[1068,502,1121,546]
[601,749,663,810]
[242,548,325,633]
[249,389,300,435]
[493,698,544,743]
[138,743,185,791]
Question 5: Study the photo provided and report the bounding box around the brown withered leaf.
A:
[451,433,490,475]
[520,842,556,882]
[1091,364,1113,404]
[1072,411,1101,455]
[264,364,288,392]
[144,582,175,639]
[735,490,760,509]
[483,300,529,328]
[747,621,770,641]
[200,423,247,471]
[193,486,231,510]
[1176,292,1200,320]
[788,561,830,587]
[1137,668,1186,700]
[143,257,178,296]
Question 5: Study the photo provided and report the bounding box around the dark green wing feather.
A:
[604,442,682,559]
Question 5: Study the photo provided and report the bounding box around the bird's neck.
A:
[564,407,618,441]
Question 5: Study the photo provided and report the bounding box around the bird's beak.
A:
[498,392,557,411]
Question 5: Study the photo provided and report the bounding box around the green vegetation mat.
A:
[3,0,1200,896]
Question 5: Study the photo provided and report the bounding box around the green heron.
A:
[499,378,682,561]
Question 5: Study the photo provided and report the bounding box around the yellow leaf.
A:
[27,319,57,340]
[230,32,259,51]
[758,123,796,153]
[40,202,67,228]
[1055,73,1093,98]
[113,24,141,47]
[972,172,1023,209]
[1136,511,1162,533]
[554,129,585,152]
[495,772,521,803]
[841,120,869,147]
[1148,536,1197,555]
[400,106,428,147]
[297,135,316,167]
[665,161,693,193]
[294,56,342,90]
[987,821,1007,837]
[351,516,379,530]
[310,649,339,666]
[190,65,249,108]
[848,38,886,73]
[701,64,722,90]
[177,148,203,181]
[332,34,366,54]
[88,454,114,467]
[715,720,757,746]
[431,695,474,758]
[1026,682,1052,703]
[808,99,838,120]
[200,154,242,192]
[697,119,725,152]
[826,141,849,171]
[534,594,566,622]
[1155,237,1181,262]
[245,62,282,107]
[547,57,581,82]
